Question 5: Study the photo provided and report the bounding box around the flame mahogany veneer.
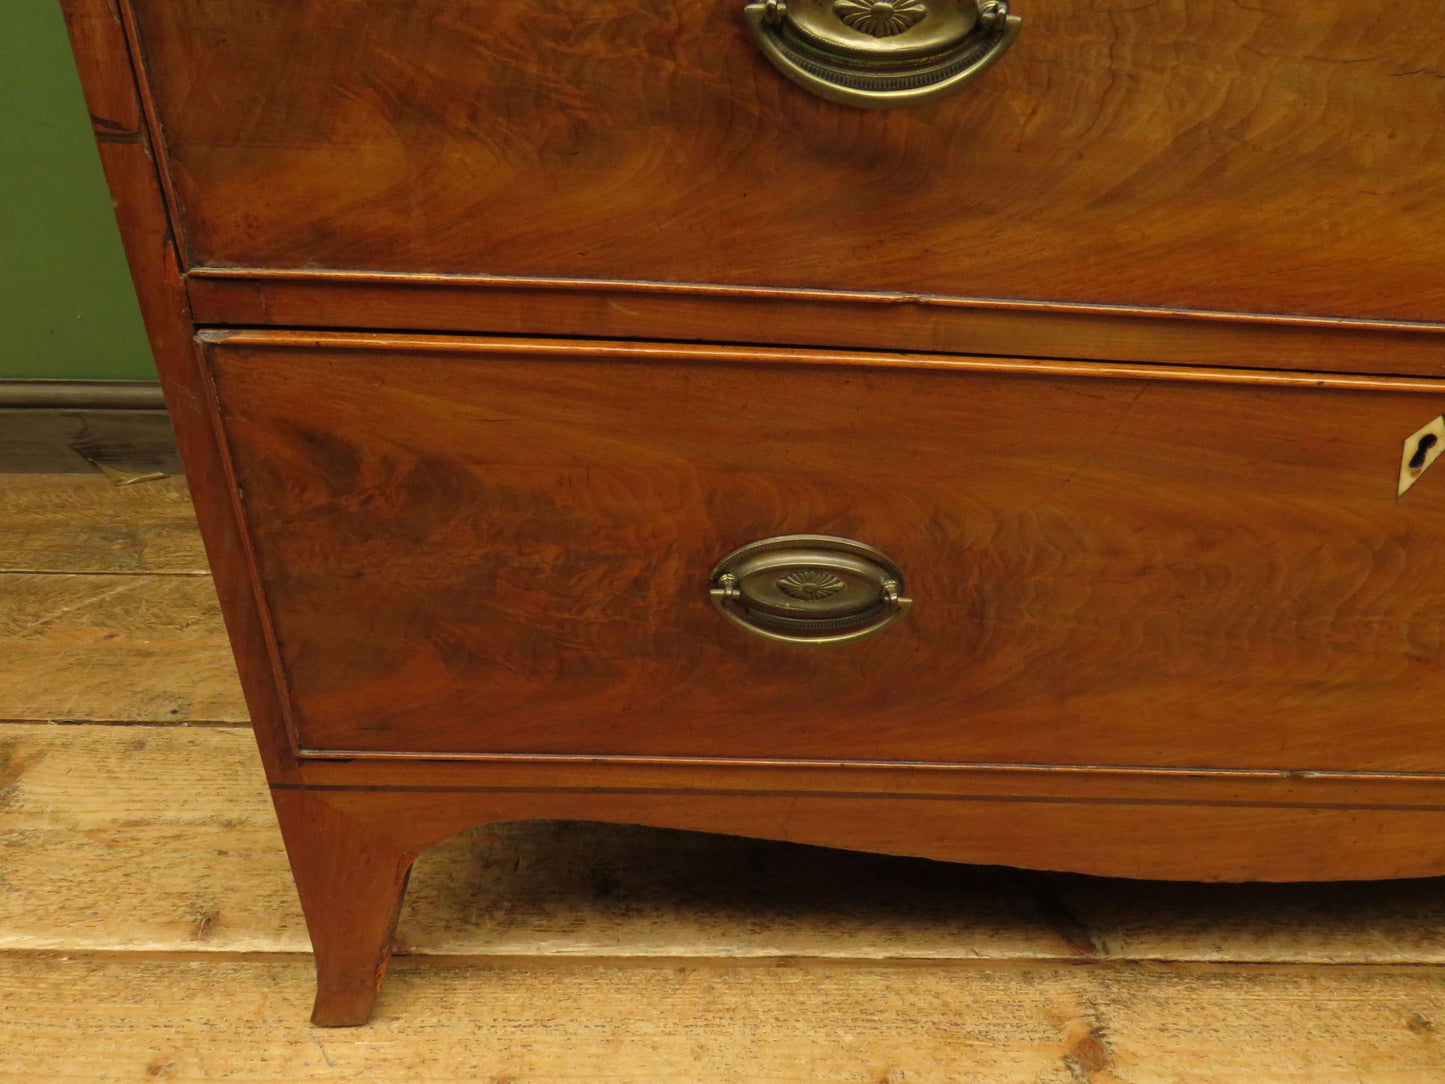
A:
[65,0,1445,1025]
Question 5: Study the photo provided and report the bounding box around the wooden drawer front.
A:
[137,0,1445,323]
[206,333,1445,770]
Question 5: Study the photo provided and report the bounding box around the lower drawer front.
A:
[205,333,1445,770]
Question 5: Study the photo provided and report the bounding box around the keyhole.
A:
[1409,433,1439,471]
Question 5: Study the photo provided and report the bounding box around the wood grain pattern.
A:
[186,270,1445,381]
[0,474,206,574]
[61,0,301,780]
[61,0,1445,1034]
[15,722,1445,963]
[271,789,417,1025]
[285,744,1445,1003]
[0,725,299,954]
[313,784,1445,885]
[5,955,1444,1081]
[0,573,245,723]
[206,333,1445,771]
[0,408,181,474]
[4,470,1445,808]
[131,0,1445,322]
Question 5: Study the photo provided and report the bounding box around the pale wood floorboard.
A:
[5,722,1445,966]
[3,956,1443,1083]
[2,470,1443,1080]
[0,474,207,574]
[0,572,246,723]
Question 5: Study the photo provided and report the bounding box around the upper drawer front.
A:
[135,0,1445,323]
[206,332,1445,770]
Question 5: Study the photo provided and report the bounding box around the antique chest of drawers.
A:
[66,0,1445,1024]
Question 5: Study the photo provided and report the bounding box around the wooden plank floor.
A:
[2,470,1444,1081]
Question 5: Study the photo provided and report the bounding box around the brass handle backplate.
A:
[743,0,1021,109]
[709,534,913,645]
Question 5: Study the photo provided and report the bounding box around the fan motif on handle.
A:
[777,569,849,600]
[832,0,929,37]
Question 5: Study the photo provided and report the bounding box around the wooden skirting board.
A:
[0,380,165,410]
[2,467,1444,1078]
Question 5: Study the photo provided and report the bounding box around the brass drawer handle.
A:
[743,0,1021,109]
[709,535,913,645]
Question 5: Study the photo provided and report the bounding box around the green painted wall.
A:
[1,5,155,381]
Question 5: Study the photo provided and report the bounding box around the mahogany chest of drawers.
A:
[66,0,1445,1024]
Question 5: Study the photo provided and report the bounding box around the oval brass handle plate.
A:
[709,535,913,644]
[742,0,1021,109]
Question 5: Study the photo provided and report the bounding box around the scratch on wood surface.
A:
[189,906,222,940]
[1022,383,1150,514]
[310,1035,336,1069]
[17,578,148,634]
